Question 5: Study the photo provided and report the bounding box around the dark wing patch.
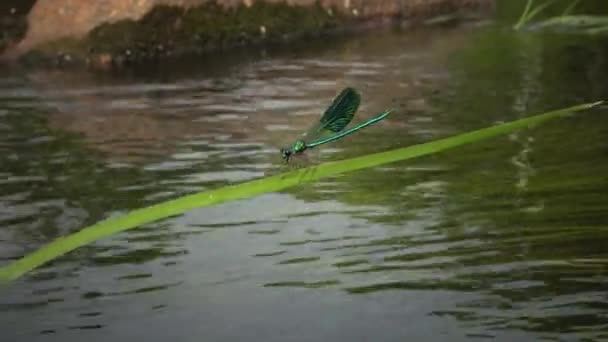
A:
[318,87,361,133]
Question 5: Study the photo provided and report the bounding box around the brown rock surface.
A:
[7,0,207,58]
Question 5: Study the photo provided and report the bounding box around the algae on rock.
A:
[22,1,348,68]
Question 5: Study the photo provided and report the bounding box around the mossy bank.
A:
[18,1,353,69]
[12,0,494,70]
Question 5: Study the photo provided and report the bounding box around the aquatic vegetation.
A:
[514,0,563,29]
[0,100,602,282]
[514,0,608,34]
[528,14,608,34]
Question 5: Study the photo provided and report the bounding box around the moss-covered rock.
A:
[20,0,350,69]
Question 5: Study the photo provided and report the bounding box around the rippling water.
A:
[1,24,608,341]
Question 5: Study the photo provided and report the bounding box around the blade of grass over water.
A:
[563,0,581,16]
[514,0,559,30]
[512,0,608,34]
[0,101,603,282]
[527,15,608,34]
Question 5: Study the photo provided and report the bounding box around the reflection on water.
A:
[2,25,608,341]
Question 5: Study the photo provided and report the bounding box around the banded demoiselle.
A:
[280,87,392,162]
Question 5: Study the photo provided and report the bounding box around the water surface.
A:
[1,24,608,341]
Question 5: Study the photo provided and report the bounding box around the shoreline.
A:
[1,0,495,71]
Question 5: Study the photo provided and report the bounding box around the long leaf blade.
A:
[0,101,602,282]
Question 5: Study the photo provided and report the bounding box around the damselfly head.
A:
[280,147,292,162]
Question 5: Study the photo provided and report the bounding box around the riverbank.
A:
[1,0,495,70]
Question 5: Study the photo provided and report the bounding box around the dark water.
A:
[1,23,608,341]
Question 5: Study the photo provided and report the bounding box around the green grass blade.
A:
[515,0,535,29]
[0,100,603,282]
[514,0,559,30]
[524,0,558,22]
[531,15,608,32]
[585,26,608,35]
[563,0,581,16]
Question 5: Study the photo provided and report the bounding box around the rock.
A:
[2,0,495,66]
[90,53,113,69]
[7,0,209,59]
